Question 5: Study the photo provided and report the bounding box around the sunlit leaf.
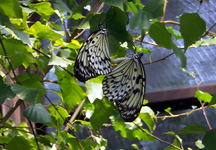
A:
[85,79,103,103]
[29,21,62,40]
[23,104,52,123]
[0,0,22,18]
[49,105,69,126]
[194,90,212,103]
[49,52,73,68]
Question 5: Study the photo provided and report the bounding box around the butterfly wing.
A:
[74,27,112,82]
[116,58,146,122]
[74,32,97,82]
[102,58,136,101]
[88,28,112,75]
[102,53,146,122]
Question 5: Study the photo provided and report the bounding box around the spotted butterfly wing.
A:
[102,53,146,122]
[74,25,112,82]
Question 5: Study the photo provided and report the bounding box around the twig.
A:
[157,104,216,119]
[64,99,86,131]
[160,0,168,22]
[200,102,212,130]
[135,124,182,150]
[143,53,174,65]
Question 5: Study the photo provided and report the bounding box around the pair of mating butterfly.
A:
[74,24,146,122]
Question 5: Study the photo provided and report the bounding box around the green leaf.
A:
[178,124,207,134]
[104,7,133,49]
[149,22,173,49]
[125,1,138,13]
[11,84,38,104]
[0,77,15,104]
[0,0,23,18]
[130,11,149,31]
[29,2,54,20]
[139,113,155,132]
[203,129,216,150]
[167,26,182,39]
[90,99,113,131]
[143,0,164,18]
[208,94,216,106]
[172,43,187,67]
[101,0,123,11]
[29,21,62,40]
[48,105,69,127]
[180,13,206,50]
[77,13,94,29]
[0,39,27,69]
[194,90,212,103]
[53,0,72,16]
[7,136,33,150]
[23,104,52,123]
[49,52,73,67]
[59,78,86,111]
[113,121,155,141]
[85,79,103,103]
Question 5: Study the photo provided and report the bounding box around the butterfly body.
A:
[74,25,112,82]
[103,53,146,122]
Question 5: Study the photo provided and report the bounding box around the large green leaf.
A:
[90,99,113,131]
[11,84,38,104]
[23,103,52,123]
[139,113,155,132]
[0,77,15,104]
[194,90,212,103]
[49,52,73,67]
[178,124,207,135]
[29,21,62,40]
[0,0,22,18]
[180,13,206,50]
[172,43,187,68]
[0,38,27,69]
[130,11,149,31]
[143,0,164,18]
[48,105,69,127]
[149,22,173,49]
[203,129,216,150]
[59,78,86,111]
[29,2,54,20]
[7,136,33,150]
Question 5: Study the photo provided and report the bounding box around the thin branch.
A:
[135,124,183,150]
[200,102,212,130]
[160,0,168,22]
[157,104,216,119]
[64,99,86,131]
[143,53,174,65]
[32,47,50,58]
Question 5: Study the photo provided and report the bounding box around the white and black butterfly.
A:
[102,53,146,122]
[74,24,112,82]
